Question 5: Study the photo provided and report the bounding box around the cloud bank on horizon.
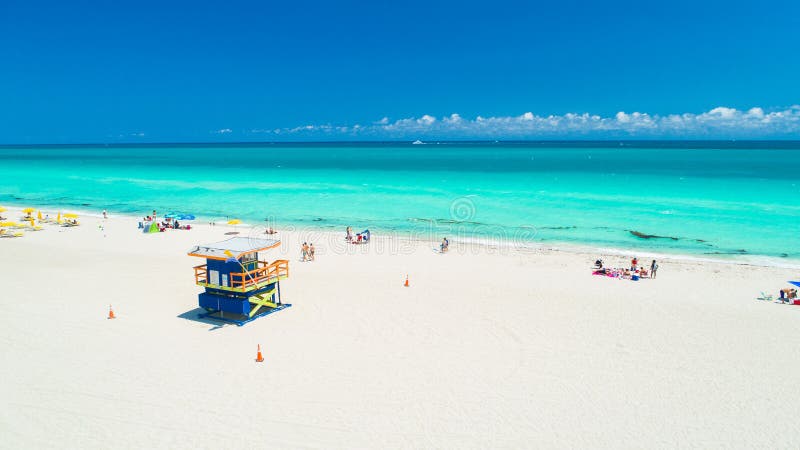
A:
[238,105,800,140]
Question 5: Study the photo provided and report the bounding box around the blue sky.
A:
[1,0,799,143]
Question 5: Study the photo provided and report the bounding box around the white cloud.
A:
[707,106,737,119]
[241,106,800,139]
[417,114,436,125]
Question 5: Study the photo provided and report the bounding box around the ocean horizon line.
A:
[3,139,800,150]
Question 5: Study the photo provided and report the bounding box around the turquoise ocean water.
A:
[1,142,799,261]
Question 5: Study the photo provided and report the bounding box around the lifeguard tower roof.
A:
[188,237,280,260]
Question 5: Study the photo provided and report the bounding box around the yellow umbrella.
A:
[0,221,15,227]
[22,207,35,213]
[0,206,6,213]
[64,213,79,219]
[29,218,35,227]
[37,211,43,220]
[57,212,62,224]
[227,219,241,225]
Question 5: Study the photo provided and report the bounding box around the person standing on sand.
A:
[102,209,108,219]
[309,243,315,261]
[631,257,638,271]
[651,260,658,279]
[301,242,309,261]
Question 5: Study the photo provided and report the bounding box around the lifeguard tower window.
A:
[241,252,258,271]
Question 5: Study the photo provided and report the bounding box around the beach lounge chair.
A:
[0,229,23,238]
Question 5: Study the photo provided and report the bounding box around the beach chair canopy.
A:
[188,237,280,260]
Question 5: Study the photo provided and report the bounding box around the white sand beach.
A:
[1,207,799,449]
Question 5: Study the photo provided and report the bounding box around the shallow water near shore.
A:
[2,142,799,260]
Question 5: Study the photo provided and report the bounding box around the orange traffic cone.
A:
[404,275,409,287]
[108,305,116,319]
[255,344,264,363]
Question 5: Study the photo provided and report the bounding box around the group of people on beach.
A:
[345,226,370,244]
[301,242,315,262]
[593,257,658,280]
[140,209,192,232]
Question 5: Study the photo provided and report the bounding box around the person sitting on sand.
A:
[594,259,603,269]
[265,226,276,235]
[779,288,796,302]
[440,237,450,253]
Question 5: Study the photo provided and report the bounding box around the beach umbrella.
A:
[179,214,195,220]
[56,212,62,224]
[0,206,6,213]
[227,219,241,225]
[0,221,15,227]
[37,211,42,220]
[22,207,35,214]
[64,213,78,219]
[165,212,178,219]
[29,218,35,227]
[790,281,800,288]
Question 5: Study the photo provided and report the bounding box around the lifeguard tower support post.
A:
[188,237,290,325]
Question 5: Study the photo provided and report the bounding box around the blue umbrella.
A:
[164,212,178,219]
[179,214,196,220]
[790,281,800,288]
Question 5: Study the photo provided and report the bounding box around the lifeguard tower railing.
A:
[194,260,289,292]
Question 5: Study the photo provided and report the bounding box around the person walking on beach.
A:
[102,209,108,219]
[309,243,315,261]
[650,260,658,279]
[301,242,309,261]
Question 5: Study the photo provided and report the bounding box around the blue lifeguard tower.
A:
[188,237,290,325]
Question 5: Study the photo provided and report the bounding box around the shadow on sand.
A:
[177,308,227,331]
